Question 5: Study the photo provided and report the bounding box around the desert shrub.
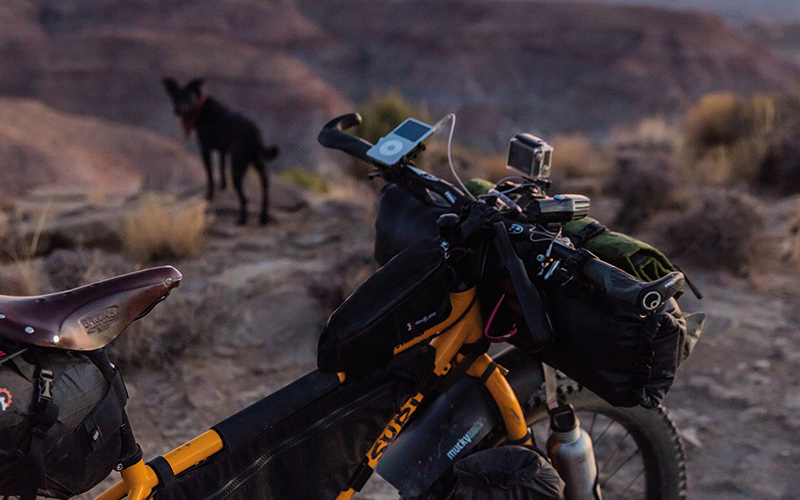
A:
[423,141,488,185]
[759,136,800,194]
[611,115,684,156]
[121,193,207,263]
[44,247,136,291]
[683,92,780,185]
[604,154,681,232]
[279,166,330,193]
[107,285,229,370]
[685,93,753,151]
[691,138,769,186]
[550,132,608,179]
[660,187,766,275]
[352,90,431,178]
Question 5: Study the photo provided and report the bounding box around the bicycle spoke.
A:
[599,428,632,476]
[584,413,614,448]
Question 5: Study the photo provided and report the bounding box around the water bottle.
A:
[546,404,602,500]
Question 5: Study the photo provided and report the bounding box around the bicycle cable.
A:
[432,113,475,201]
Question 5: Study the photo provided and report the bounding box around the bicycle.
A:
[0,113,692,500]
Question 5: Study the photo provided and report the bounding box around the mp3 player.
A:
[367,118,435,166]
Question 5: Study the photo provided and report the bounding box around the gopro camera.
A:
[367,118,435,166]
[506,133,553,180]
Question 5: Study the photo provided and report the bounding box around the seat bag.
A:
[0,344,127,499]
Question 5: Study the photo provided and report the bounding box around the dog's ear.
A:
[163,77,179,95]
[187,78,205,96]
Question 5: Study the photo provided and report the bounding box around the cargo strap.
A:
[21,366,59,500]
[566,220,607,248]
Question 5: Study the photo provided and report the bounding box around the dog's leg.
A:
[218,150,227,191]
[201,148,215,201]
[231,154,248,225]
[255,160,271,225]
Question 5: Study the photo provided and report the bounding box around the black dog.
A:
[163,77,279,225]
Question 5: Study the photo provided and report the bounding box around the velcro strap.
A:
[346,461,374,492]
[148,456,178,489]
[568,220,607,247]
[22,370,60,500]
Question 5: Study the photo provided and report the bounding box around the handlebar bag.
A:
[318,238,452,376]
[539,291,687,408]
[0,344,128,499]
[374,184,448,266]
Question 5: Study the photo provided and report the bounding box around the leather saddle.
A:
[0,266,182,351]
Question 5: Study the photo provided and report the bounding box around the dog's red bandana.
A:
[182,94,207,137]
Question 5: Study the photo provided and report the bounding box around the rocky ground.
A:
[45,179,797,500]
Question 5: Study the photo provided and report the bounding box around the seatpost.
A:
[117,411,143,471]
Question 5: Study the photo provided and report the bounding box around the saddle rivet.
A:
[25,327,34,334]
[165,278,173,286]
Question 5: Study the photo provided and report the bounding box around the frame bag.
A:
[0,343,128,500]
[318,238,452,376]
[151,346,435,500]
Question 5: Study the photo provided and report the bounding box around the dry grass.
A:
[279,166,330,194]
[121,193,208,263]
[683,92,778,185]
[611,115,684,156]
[549,132,611,179]
[0,204,51,295]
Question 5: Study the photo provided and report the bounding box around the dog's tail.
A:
[263,145,280,160]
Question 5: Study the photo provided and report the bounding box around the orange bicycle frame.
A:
[95,287,530,500]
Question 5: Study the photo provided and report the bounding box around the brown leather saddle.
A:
[0,266,182,351]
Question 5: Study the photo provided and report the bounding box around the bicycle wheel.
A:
[524,385,687,500]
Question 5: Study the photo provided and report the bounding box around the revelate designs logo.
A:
[0,388,11,411]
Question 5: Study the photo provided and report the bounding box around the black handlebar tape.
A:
[492,222,553,347]
[317,113,374,162]
[581,257,685,314]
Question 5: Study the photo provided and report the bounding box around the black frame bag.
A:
[0,344,127,499]
[318,238,452,376]
[151,346,435,500]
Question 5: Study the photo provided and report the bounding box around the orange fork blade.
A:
[468,354,531,444]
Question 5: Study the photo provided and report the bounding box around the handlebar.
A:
[317,113,374,164]
[581,253,684,314]
[317,113,685,318]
